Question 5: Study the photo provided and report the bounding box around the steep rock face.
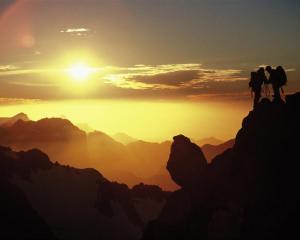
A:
[142,93,300,240]
[167,135,207,188]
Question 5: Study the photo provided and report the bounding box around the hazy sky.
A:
[0,0,299,140]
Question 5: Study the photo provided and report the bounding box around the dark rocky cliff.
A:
[142,93,300,240]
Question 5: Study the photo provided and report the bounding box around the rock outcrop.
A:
[142,93,300,240]
[167,134,207,188]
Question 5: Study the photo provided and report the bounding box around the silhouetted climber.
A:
[266,65,284,100]
[249,71,263,108]
[257,67,270,97]
[276,66,287,96]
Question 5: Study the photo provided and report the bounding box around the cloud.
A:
[0,97,39,105]
[0,64,18,71]
[0,67,51,76]
[286,68,296,72]
[60,28,90,33]
[60,28,91,36]
[8,81,59,87]
[257,65,296,73]
[131,70,200,86]
[187,92,251,102]
[104,63,247,91]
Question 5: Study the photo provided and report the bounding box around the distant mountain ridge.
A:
[113,132,138,145]
[201,138,235,162]
[0,112,30,127]
[0,117,88,168]
[0,115,232,191]
[195,137,223,146]
[0,118,177,189]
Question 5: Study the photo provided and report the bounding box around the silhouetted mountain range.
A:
[0,146,169,240]
[0,119,177,189]
[0,115,232,191]
[142,93,300,239]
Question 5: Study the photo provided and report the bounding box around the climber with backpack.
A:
[266,65,287,100]
[266,66,279,100]
[249,70,263,108]
[276,66,287,96]
[257,67,270,97]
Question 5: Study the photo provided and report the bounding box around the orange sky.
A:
[0,0,299,140]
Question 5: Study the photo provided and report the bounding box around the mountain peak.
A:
[14,112,29,119]
[0,112,30,127]
[142,92,300,239]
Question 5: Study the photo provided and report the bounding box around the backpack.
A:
[249,72,261,90]
[276,66,287,87]
[249,72,256,88]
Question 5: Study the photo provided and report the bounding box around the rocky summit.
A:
[142,92,300,240]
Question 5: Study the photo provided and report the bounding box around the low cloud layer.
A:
[104,63,248,93]
[0,97,39,105]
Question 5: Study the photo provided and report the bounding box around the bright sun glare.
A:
[67,63,94,81]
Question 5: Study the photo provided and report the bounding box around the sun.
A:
[67,63,94,81]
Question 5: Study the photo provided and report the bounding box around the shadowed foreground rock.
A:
[142,92,300,240]
[167,134,207,188]
[0,146,57,240]
[0,146,168,240]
